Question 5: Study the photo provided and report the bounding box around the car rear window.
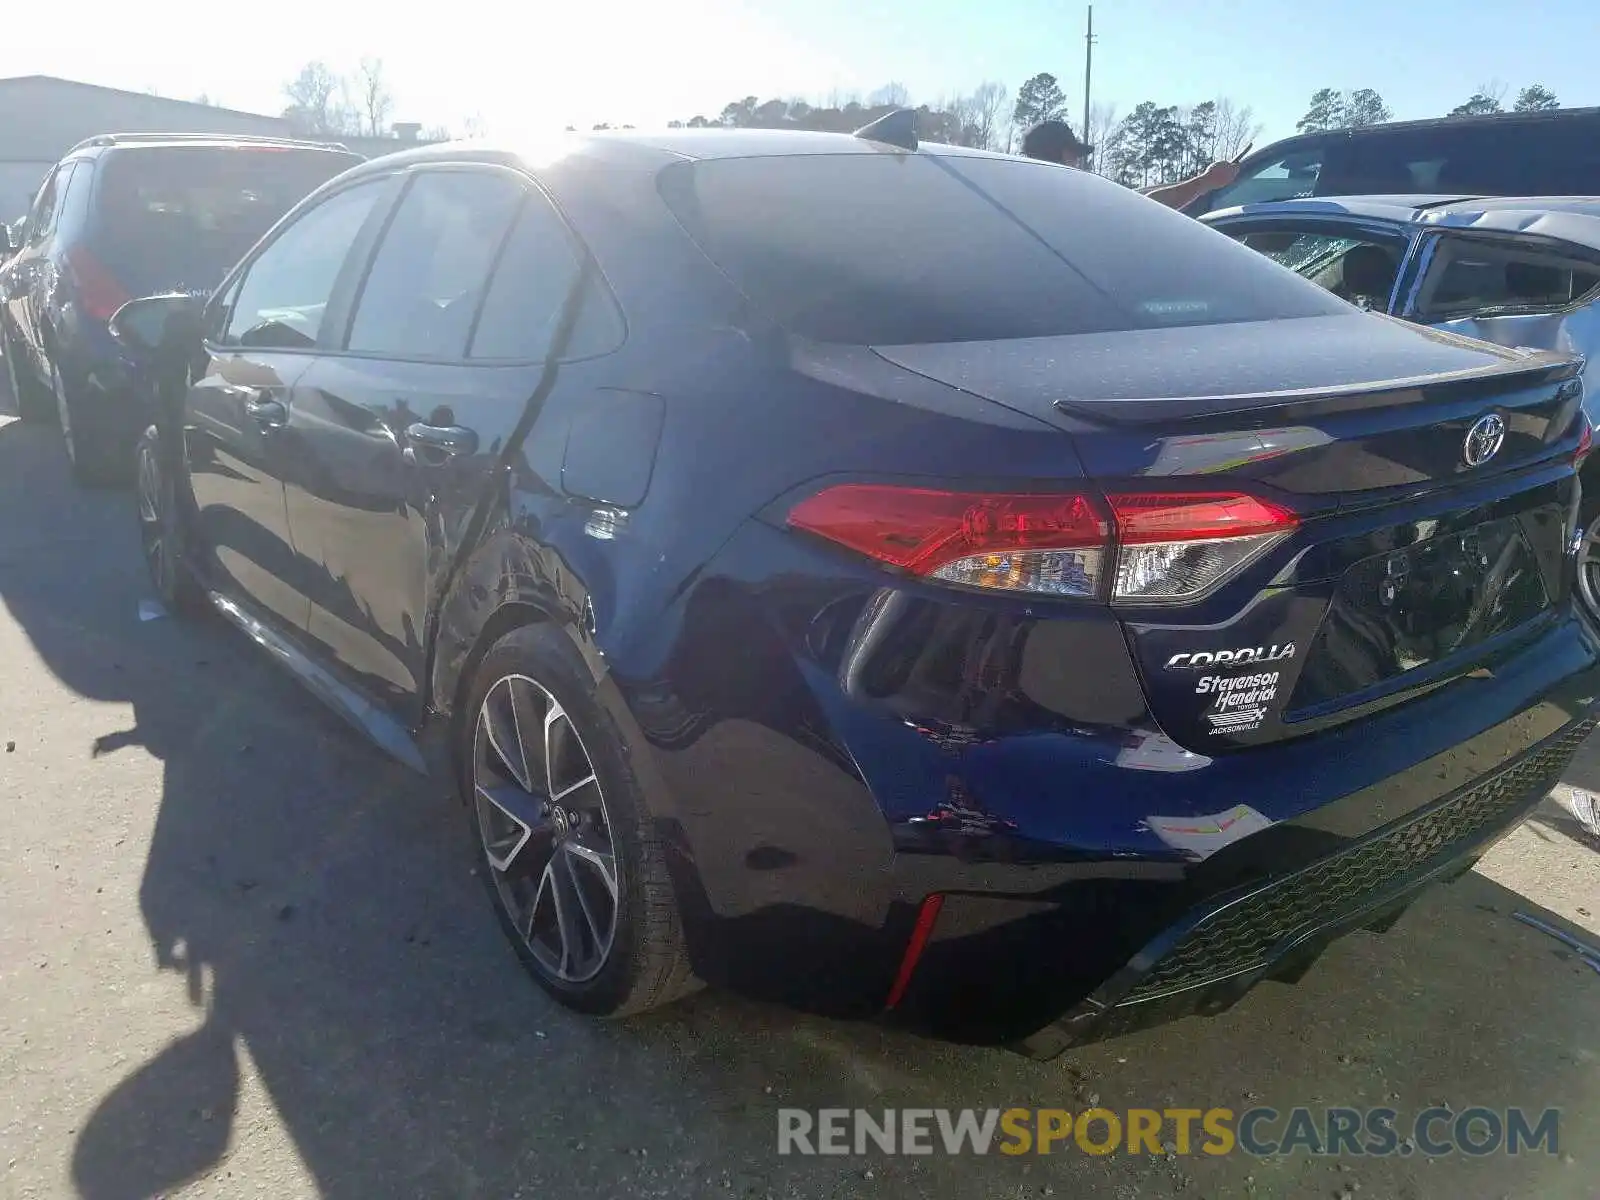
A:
[91,146,360,293]
[1318,118,1600,197]
[659,153,1347,345]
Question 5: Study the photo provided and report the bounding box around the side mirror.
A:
[108,293,203,357]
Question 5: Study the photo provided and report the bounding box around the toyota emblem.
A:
[1462,413,1506,468]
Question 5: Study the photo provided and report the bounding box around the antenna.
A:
[852,108,918,151]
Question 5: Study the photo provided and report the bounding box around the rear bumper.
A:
[615,518,1600,1037]
[1002,714,1595,1057]
[58,320,151,448]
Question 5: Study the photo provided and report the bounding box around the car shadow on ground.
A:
[1,399,1597,1200]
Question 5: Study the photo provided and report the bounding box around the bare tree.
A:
[357,57,395,138]
[283,61,357,135]
[870,81,910,109]
[1085,101,1119,172]
[941,92,981,146]
[970,81,1010,151]
[421,124,453,142]
[1212,96,1264,159]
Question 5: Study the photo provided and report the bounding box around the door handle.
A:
[405,422,478,459]
[244,395,287,427]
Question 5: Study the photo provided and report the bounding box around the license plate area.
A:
[1288,515,1553,711]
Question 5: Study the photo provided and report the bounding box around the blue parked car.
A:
[107,121,1600,1055]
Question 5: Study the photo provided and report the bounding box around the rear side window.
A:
[469,195,618,360]
[92,146,361,293]
[224,178,387,349]
[346,170,525,360]
[1414,237,1600,320]
[660,154,1347,345]
[56,160,95,239]
[25,165,65,244]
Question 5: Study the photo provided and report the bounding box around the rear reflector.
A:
[884,894,944,1010]
[789,485,1297,603]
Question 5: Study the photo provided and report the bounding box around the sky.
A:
[4,0,1599,147]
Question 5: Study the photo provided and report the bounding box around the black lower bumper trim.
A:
[1016,715,1596,1058]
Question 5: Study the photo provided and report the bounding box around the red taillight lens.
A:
[1108,493,1300,544]
[1575,414,1593,466]
[787,485,1109,597]
[65,247,131,323]
[789,484,1298,603]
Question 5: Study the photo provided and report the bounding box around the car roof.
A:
[1234,106,1600,169]
[1202,194,1600,253]
[330,124,1013,184]
[63,132,360,160]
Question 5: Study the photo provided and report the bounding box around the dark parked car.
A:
[113,127,1600,1054]
[0,133,361,482]
[1202,194,1600,615]
[1182,106,1600,217]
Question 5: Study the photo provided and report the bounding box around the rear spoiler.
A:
[1053,350,1584,428]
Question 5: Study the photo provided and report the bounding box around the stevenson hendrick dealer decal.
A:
[1197,671,1280,735]
[1164,643,1296,671]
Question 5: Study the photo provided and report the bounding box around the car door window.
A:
[223,178,387,350]
[1205,149,1325,211]
[469,195,619,361]
[345,170,525,360]
[1228,227,1406,309]
[26,165,67,245]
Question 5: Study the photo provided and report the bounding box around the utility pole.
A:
[1083,5,1096,165]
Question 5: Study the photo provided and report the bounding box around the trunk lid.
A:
[874,313,1587,751]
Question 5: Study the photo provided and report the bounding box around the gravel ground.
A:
[1,372,1596,1200]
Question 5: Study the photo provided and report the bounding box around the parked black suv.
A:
[1183,106,1600,217]
[0,133,361,482]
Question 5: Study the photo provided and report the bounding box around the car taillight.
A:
[1576,414,1594,466]
[1107,492,1299,602]
[788,485,1297,603]
[65,247,130,323]
[787,485,1109,597]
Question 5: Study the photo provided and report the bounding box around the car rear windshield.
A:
[91,146,360,292]
[1318,118,1600,197]
[658,153,1348,345]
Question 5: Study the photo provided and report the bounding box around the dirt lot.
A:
[1,373,1597,1199]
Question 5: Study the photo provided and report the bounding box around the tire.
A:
[3,327,52,424]
[51,356,125,486]
[135,424,208,618]
[1579,504,1600,622]
[460,622,700,1017]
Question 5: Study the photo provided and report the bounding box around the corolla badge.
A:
[1462,413,1506,468]
[1164,644,1295,670]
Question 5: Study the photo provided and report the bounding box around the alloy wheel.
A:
[1579,511,1600,619]
[52,363,75,464]
[473,673,620,983]
[136,438,171,599]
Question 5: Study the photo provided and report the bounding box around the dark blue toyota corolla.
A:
[113,122,1600,1055]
